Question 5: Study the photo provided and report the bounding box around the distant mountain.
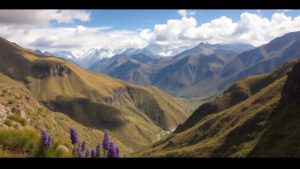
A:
[89,42,253,98]
[52,51,77,60]
[33,50,54,57]
[140,59,300,157]
[76,48,124,68]
[151,43,252,97]
[86,43,191,69]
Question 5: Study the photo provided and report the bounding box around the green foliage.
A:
[0,128,74,158]
[8,114,27,126]
[0,128,41,157]
[4,119,13,127]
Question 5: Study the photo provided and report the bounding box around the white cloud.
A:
[257,10,263,17]
[0,10,300,58]
[0,24,148,57]
[0,10,91,25]
[178,10,196,17]
[148,12,300,47]
[178,10,187,17]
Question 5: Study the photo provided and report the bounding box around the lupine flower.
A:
[107,142,116,158]
[95,143,101,158]
[102,130,110,150]
[115,146,120,158]
[91,149,96,158]
[81,141,86,152]
[41,128,51,148]
[70,127,79,145]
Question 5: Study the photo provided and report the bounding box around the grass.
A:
[4,119,13,127]
[8,114,27,126]
[0,128,73,158]
[0,128,40,157]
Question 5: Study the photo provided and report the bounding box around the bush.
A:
[4,119,13,127]
[8,114,27,126]
[0,128,41,156]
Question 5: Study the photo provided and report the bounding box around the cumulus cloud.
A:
[0,10,300,58]
[0,24,148,57]
[178,10,196,17]
[0,10,91,25]
[178,10,188,17]
[148,11,300,47]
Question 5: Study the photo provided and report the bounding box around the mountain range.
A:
[88,42,254,98]
[88,31,300,100]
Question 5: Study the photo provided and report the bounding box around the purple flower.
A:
[91,149,96,158]
[102,130,110,150]
[70,127,79,145]
[107,142,117,158]
[115,146,120,158]
[95,143,101,158]
[41,128,51,148]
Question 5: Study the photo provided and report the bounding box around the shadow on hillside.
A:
[42,96,127,131]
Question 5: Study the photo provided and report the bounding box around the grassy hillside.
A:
[138,59,300,157]
[0,37,191,150]
[176,61,296,133]
[0,72,130,155]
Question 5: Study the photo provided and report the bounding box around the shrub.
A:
[0,128,41,156]
[4,119,13,127]
[8,114,27,126]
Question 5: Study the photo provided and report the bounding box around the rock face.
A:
[31,61,71,79]
[280,61,300,106]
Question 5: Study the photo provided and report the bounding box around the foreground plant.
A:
[41,128,51,148]
[69,127,121,158]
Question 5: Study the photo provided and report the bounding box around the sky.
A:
[0,9,300,57]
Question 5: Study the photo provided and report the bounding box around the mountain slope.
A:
[139,59,300,157]
[220,31,300,91]
[249,60,300,157]
[175,61,296,133]
[153,45,239,97]
[0,37,191,150]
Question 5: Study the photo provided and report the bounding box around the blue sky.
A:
[51,10,296,30]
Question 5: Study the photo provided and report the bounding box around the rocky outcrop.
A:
[280,60,300,106]
[31,61,71,79]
